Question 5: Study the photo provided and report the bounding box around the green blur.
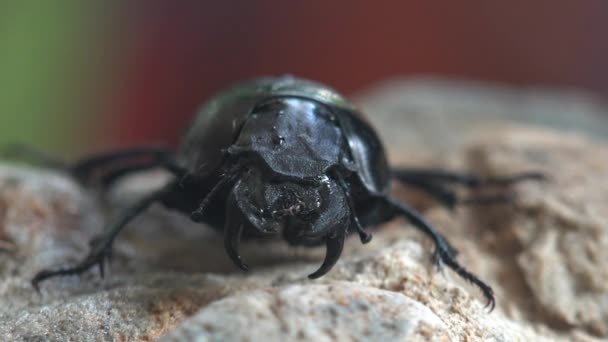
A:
[0,2,109,154]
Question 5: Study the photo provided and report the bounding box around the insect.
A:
[29,76,542,310]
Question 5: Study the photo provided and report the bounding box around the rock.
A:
[354,77,608,160]
[469,128,608,336]
[160,283,449,342]
[1,78,608,341]
[0,165,103,308]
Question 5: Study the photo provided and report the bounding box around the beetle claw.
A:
[308,228,346,279]
[357,229,373,244]
[224,222,249,271]
[98,259,105,278]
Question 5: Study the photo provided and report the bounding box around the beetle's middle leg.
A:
[392,168,544,209]
[31,181,179,290]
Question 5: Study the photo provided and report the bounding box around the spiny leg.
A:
[185,166,247,270]
[396,178,459,209]
[70,145,185,183]
[392,168,544,209]
[332,170,372,244]
[381,196,495,310]
[98,161,163,188]
[1,144,180,178]
[395,177,514,209]
[2,144,185,187]
[392,168,544,187]
[31,181,178,291]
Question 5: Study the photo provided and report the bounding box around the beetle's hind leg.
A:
[380,195,495,311]
[69,145,186,185]
[2,144,186,188]
[1,143,68,169]
[392,168,544,209]
[31,181,178,291]
[95,161,165,188]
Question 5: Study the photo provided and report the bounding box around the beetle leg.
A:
[70,145,186,184]
[97,161,163,188]
[331,170,372,244]
[308,227,346,279]
[396,178,459,209]
[223,194,249,271]
[190,171,240,223]
[1,144,184,188]
[396,177,516,210]
[381,196,495,311]
[392,168,544,187]
[31,181,177,291]
[392,168,544,209]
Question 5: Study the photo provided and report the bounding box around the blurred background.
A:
[1,1,606,155]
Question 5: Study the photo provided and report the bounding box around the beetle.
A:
[29,76,542,310]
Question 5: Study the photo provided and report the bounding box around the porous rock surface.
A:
[1,79,608,341]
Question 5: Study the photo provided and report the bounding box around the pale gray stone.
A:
[160,283,448,342]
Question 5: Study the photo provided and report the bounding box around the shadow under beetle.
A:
[29,76,543,311]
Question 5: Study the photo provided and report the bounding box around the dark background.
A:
[1,1,606,152]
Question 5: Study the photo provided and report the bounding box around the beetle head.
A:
[231,168,349,239]
[224,166,350,276]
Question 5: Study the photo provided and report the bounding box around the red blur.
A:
[104,1,608,147]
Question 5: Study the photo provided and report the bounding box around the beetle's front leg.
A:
[379,195,494,310]
[31,181,178,290]
[392,168,544,209]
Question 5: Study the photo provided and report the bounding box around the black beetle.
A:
[29,76,542,310]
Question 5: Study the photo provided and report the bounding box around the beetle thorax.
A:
[228,97,346,180]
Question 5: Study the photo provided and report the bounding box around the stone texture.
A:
[473,128,608,336]
[160,283,449,342]
[354,78,608,157]
[1,78,608,341]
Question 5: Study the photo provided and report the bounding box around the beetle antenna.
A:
[190,169,240,223]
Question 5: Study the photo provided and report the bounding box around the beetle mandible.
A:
[30,76,543,310]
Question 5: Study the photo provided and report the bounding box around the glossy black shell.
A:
[177,76,390,194]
